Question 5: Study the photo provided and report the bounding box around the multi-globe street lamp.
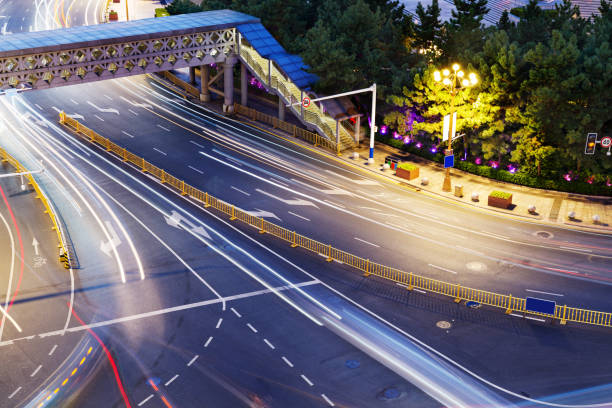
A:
[433,64,478,192]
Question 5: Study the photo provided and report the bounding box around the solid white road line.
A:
[428,264,458,274]
[30,365,42,377]
[270,177,289,187]
[187,355,199,366]
[525,289,564,297]
[215,318,223,329]
[559,246,592,253]
[231,186,250,196]
[288,211,310,221]
[300,374,314,386]
[480,231,510,240]
[414,288,427,294]
[204,336,213,348]
[247,323,258,333]
[48,344,58,356]
[282,356,294,367]
[157,124,170,132]
[325,169,380,185]
[104,95,113,101]
[188,165,204,174]
[324,199,346,208]
[525,316,546,322]
[153,147,167,156]
[165,374,179,386]
[121,130,135,138]
[8,386,21,399]
[230,307,242,318]
[354,237,379,248]
[321,394,335,406]
[94,114,104,122]
[263,339,275,350]
[138,395,154,406]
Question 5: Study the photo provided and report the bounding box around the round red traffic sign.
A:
[601,136,611,148]
[302,96,311,108]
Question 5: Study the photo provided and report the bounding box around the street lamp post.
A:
[433,64,477,192]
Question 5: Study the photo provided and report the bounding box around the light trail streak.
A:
[0,210,17,339]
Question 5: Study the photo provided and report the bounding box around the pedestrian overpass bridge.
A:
[0,10,355,150]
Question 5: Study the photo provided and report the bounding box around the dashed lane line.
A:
[231,186,251,196]
[121,130,135,138]
[30,365,42,377]
[354,237,379,248]
[157,124,170,132]
[282,356,294,368]
[247,323,258,333]
[288,211,310,221]
[321,394,335,406]
[525,289,564,297]
[48,344,58,356]
[204,336,213,348]
[153,147,167,156]
[94,114,104,122]
[138,394,154,406]
[187,355,199,366]
[215,318,223,329]
[188,165,204,174]
[230,307,242,318]
[128,109,138,116]
[300,374,314,386]
[263,339,275,350]
[8,386,21,399]
[164,374,179,387]
[428,264,458,275]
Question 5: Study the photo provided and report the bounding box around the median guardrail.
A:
[58,111,612,329]
[0,147,74,269]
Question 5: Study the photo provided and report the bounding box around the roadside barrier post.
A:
[291,231,297,247]
[123,148,128,162]
[259,218,265,234]
[408,272,413,290]
[560,305,567,325]
[454,284,462,303]
[160,170,165,183]
[506,294,513,314]
[181,180,187,196]
[204,192,210,207]
[326,244,332,262]
[363,259,370,277]
[141,158,147,172]
[230,205,237,220]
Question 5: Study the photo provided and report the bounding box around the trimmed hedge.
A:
[490,190,512,199]
[378,136,612,196]
[397,162,418,171]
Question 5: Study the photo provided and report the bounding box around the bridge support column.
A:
[241,63,248,106]
[223,55,238,113]
[189,66,196,84]
[200,64,210,102]
[278,96,285,122]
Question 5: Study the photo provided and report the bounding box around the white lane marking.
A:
[30,365,42,377]
[187,355,199,366]
[354,237,379,248]
[324,199,346,208]
[8,386,21,399]
[426,213,440,220]
[396,283,427,294]
[188,165,204,174]
[35,104,43,110]
[104,94,113,101]
[300,374,314,386]
[48,344,58,356]
[322,394,335,406]
[480,231,510,240]
[256,189,319,208]
[263,339,275,349]
[414,288,427,294]
[270,177,289,187]
[94,114,104,122]
[138,395,154,406]
[282,356,294,367]
[204,336,213,348]
[231,307,242,318]
[325,169,380,185]
[215,318,223,329]
[128,109,138,116]
[189,140,205,149]
[231,186,250,196]
[70,98,78,105]
[87,101,119,115]
[153,147,167,156]
[525,289,564,297]
[525,316,546,322]
[559,246,592,253]
[165,374,179,386]
[2,282,320,346]
[247,323,258,333]
[288,211,310,221]
[157,124,170,132]
[428,264,458,275]
[121,130,135,138]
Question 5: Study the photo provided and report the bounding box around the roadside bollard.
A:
[352,152,359,160]
[421,177,429,186]
[528,204,536,214]
[568,211,576,220]
[471,192,479,202]
[593,214,601,224]
[382,163,390,171]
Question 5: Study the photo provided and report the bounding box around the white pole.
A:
[369,83,376,163]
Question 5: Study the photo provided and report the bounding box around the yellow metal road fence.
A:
[0,147,73,269]
[58,112,612,329]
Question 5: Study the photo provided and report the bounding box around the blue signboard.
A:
[444,154,454,168]
[525,297,556,315]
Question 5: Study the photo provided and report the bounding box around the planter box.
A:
[109,13,118,20]
[488,194,512,209]
[396,166,419,181]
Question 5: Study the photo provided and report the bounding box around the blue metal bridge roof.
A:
[237,23,317,88]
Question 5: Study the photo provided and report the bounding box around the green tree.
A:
[165,0,202,14]
[414,0,443,57]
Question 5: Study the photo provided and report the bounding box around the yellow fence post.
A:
[230,205,237,220]
[141,158,147,172]
[181,181,187,196]
[105,138,111,151]
[259,218,265,234]
[204,192,211,208]
[326,244,333,262]
[454,284,462,303]
[363,259,370,277]
[160,169,165,183]
[291,231,297,247]
[123,148,128,162]
[59,111,65,124]
[560,305,567,325]
[505,294,513,314]
[408,272,413,290]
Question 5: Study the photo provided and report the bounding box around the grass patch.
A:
[397,162,418,171]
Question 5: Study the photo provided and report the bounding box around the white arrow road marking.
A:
[32,238,39,255]
[325,169,380,185]
[246,208,281,221]
[119,96,152,109]
[164,211,212,240]
[256,189,319,209]
[100,221,122,257]
[87,101,119,115]
[51,107,84,120]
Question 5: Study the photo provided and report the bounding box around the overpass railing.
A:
[0,147,74,269]
[238,42,355,152]
[58,112,612,329]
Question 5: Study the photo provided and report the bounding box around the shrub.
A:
[489,190,512,199]
[398,162,418,171]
